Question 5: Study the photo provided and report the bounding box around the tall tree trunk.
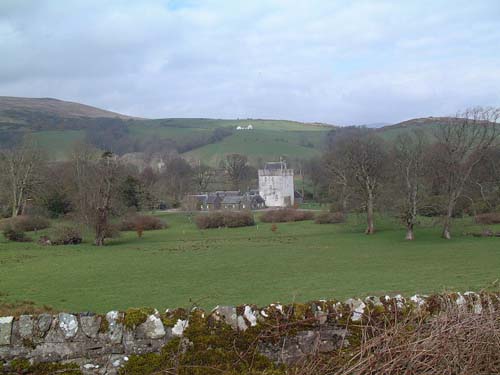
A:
[300,168,305,201]
[11,185,20,217]
[94,207,108,246]
[341,184,348,214]
[365,192,375,234]
[442,200,454,240]
[342,196,348,214]
[405,222,414,240]
[405,184,418,240]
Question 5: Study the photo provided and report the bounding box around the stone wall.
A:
[0,292,498,374]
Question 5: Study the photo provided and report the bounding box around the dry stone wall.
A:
[0,291,498,375]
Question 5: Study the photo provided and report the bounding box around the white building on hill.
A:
[236,124,253,130]
[258,161,294,207]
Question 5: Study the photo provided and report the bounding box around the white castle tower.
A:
[258,160,294,207]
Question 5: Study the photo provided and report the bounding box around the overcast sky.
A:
[1,0,499,124]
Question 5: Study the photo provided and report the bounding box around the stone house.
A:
[221,193,265,211]
[184,191,264,211]
[203,194,223,211]
[183,194,222,211]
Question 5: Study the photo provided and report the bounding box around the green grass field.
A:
[183,130,324,165]
[1,213,499,313]
[17,118,331,164]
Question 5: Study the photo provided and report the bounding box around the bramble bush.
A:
[0,215,50,232]
[51,226,83,245]
[3,225,31,242]
[120,214,167,232]
[475,212,500,225]
[195,211,254,229]
[260,209,315,223]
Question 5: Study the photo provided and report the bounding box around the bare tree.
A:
[153,157,194,205]
[70,144,125,246]
[433,107,500,239]
[322,150,352,213]
[222,153,249,190]
[0,138,44,217]
[350,134,387,234]
[192,162,215,192]
[393,130,427,240]
[466,147,500,214]
[332,128,388,234]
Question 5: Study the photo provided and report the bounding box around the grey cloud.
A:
[0,0,499,124]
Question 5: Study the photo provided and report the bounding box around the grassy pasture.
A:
[0,213,499,313]
[183,129,324,165]
[12,118,330,163]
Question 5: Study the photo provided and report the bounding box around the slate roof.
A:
[191,195,207,203]
[215,190,240,197]
[206,195,222,204]
[222,195,243,204]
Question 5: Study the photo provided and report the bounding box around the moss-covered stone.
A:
[6,359,81,375]
[161,308,188,327]
[121,308,284,375]
[123,307,155,329]
[98,314,109,333]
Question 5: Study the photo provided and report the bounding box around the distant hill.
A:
[359,122,392,128]
[0,96,135,124]
[376,116,478,141]
[381,117,454,130]
[0,96,332,163]
[4,97,483,165]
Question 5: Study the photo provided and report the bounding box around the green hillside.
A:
[183,129,322,165]
[4,96,488,165]
[0,97,333,164]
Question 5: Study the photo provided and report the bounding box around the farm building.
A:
[184,191,265,211]
[221,194,265,210]
[236,124,253,130]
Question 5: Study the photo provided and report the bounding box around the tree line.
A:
[308,107,500,240]
[0,135,262,245]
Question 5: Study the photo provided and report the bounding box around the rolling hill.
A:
[0,96,333,163]
[0,96,135,123]
[1,96,480,165]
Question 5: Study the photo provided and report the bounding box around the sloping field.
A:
[183,129,324,165]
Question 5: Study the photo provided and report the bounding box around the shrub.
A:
[103,223,121,240]
[44,192,72,218]
[51,226,83,245]
[314,211,345,224]
[195,211,254,229]
[260,209,315,223]
[475,212,500,225]
[3,225,31,242]
[195,212,225,229]
[120,214,166,232]
[0,215,50,232]
[223,211,255,228]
